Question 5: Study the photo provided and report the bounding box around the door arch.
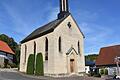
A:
[66,47,78,74]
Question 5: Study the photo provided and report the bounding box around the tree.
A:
[104,69,108,75]
[100,68,104,75]
[35,53,44,76]
[27,54,34,75]
[85,54,98,62]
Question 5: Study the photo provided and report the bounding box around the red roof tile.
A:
[0,40,15,54]
[96,45,120,66]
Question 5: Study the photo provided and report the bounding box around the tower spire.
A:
[60,0,69,12]
[58,0,70,19]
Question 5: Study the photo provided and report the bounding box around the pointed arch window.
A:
[59,37,61,52]
[34,42,36,63]
[45,37,48,60]
[78,41,80,54]
[34,41,36,54]
[24,45,27,63]
[33,41,36,71]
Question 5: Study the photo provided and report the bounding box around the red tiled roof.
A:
[96,45,120,66]
[0,40,15,54]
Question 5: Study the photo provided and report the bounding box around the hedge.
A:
[26,54,34,75]
[104,69,108,75]
[100,68,104,75]
[35,53,44,76]
[99,68,108,75]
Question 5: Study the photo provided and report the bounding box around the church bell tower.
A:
[58,0,70,19]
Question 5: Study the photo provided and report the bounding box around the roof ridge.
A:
[101,44,120,49]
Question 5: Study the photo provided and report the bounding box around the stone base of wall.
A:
[78,72,86,76]
[45,73,69,77]
[44,72,85,77]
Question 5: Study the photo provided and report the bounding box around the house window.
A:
[59,37,61,52]
[45,37,48,60]
[78,41,80,54]
[24,45,27,63]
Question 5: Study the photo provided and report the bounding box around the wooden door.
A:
[70,59,74,73]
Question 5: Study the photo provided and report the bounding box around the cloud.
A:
[76,9,120,54]
[47,7,59,22]
[85,52,99,55]
[81,22,116,53]
[1,1,59,42]
[1,2,29,36]
[74,9,99,23]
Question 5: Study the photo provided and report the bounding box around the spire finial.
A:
[60,0,69,12]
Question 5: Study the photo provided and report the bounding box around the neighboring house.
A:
[96,45,120,75]
[85,61,95,74]
[0,40,15,67]
[20,0,85,76]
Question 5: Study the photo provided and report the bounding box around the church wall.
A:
[53,15,85,74]
[20,32,56,74]
[20,41,34,72]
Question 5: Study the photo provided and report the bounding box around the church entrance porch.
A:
[66,47,78,74]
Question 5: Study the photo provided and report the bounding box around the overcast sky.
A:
[0,0,120,55]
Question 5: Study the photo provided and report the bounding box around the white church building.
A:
[20,0,85,76]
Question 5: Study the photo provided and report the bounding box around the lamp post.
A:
[114,56,120,76]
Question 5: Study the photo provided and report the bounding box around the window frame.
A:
[45,37,48,60]
[58,37,62,52]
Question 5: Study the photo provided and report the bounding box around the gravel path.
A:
[0,68,105,80]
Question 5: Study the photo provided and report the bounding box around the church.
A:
[20,0,85,76]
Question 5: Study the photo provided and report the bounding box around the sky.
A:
[0,0,120,55]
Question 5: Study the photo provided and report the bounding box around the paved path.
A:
[0,68,104,80]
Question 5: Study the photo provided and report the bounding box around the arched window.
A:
[34,41,36,54]
[59,37,61,52]
[78,41,80,54]
[45,37,48,60]
[24,45,27,63]
[34,41,36,61]
[33,42,36,71]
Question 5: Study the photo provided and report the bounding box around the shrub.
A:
[4,59,8,68]
[94,73,101,77]
[9,63,17,68]
[104,69,108,75]
[35,53,44,76]
[26,54,34,75]
[89,71,94,76]
[100,68,104,75]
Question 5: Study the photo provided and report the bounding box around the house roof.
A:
[85,61,95,66]
[0,40,15,54]
[96,45,120,66]
[21,13,70,43]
